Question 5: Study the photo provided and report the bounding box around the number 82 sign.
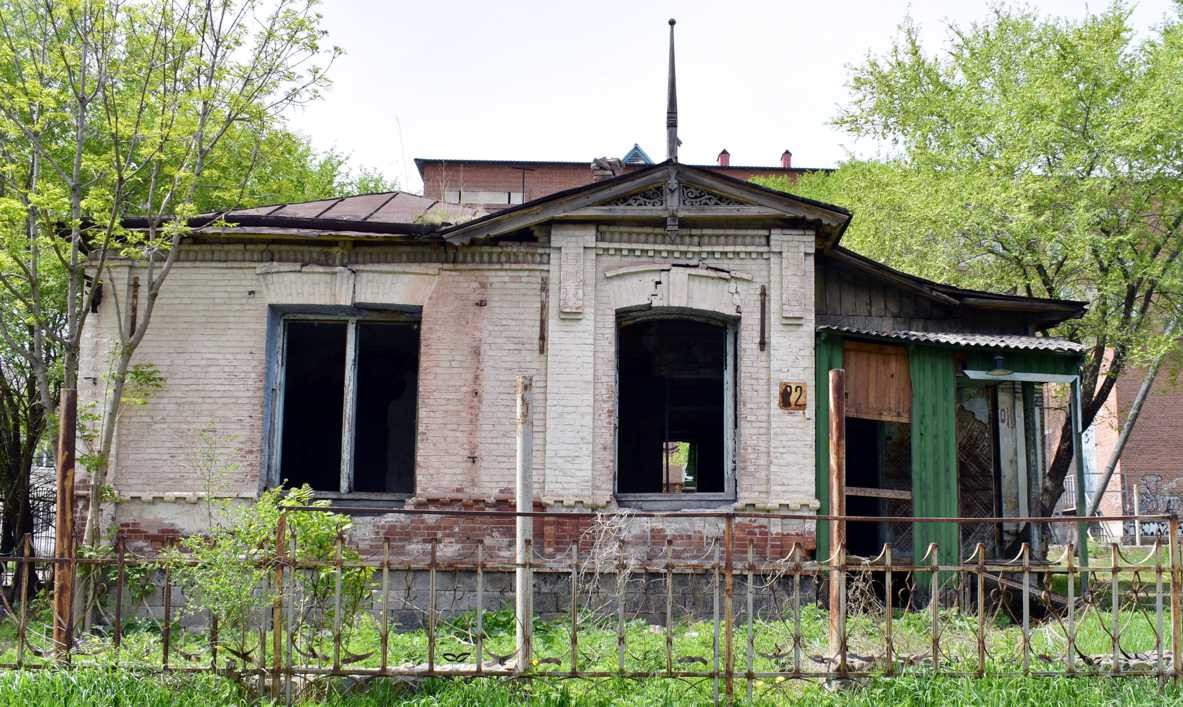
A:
[778,382,807,411]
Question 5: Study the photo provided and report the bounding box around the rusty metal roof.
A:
[124,191,488,238]
[223,191,485,227]
[816,325,1085,354]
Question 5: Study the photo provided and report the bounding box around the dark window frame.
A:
[267,308,421,500]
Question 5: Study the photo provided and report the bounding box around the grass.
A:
[0,600,1179,704]
[1,561,1178,706]
[0,669,1179,706]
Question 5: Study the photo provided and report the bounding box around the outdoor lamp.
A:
[988,354,1012,376]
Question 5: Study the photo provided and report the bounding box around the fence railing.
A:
[0,508,1180,704]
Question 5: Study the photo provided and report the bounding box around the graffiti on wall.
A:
[1123,473,1183,539]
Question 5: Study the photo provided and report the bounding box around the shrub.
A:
[160,485,373,658]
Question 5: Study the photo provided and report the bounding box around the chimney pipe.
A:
[717,149,730,167]
[781,150,793,169]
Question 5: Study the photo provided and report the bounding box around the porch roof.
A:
[816,325,1084,355]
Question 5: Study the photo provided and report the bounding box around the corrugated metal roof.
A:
[816,325,1085,354]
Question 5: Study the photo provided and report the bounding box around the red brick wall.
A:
[115,497,815,563]
[419,163,593,205]
[1115,364,1183,510]
[418,161,806,208]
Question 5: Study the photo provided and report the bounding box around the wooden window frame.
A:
[268,309,420,499]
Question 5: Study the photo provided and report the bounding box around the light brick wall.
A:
[80,249,548,529]
[86,223,821,541]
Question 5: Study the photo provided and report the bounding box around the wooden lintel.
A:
[845,486,913,502]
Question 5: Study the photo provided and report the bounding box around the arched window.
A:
[615,311,736,502]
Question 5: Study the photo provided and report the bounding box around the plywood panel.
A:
[844,341,911,423]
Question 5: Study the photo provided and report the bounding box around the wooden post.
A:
[828,369,846,665]
[53,387,77,660]
[515,375,534,673]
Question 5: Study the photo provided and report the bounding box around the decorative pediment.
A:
[604,186,665,207]
[680,185,745,207]
[602,184,748,209]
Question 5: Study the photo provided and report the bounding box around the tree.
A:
[0,0,338,651]
[764,4,1183,515]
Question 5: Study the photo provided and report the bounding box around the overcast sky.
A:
[288,0,1177,194]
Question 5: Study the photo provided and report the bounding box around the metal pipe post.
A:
[515,375,534,672]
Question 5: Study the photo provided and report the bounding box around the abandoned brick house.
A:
[78,26,1091,565]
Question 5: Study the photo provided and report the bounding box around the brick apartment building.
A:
[1105,362,1183,525]
[416,145,816,211]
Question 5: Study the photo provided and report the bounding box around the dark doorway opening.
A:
[845,418,912,558]
[617,316,730,495]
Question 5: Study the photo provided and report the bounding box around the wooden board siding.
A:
[815,252,1047,335]
[843,341,911,423]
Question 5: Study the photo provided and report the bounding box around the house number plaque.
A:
[779,382,807,411]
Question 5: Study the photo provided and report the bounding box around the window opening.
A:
[277,316,419,494]
[279,321,346,491]
[617,316,732,495]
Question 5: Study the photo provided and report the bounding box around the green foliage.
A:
[0,669,250,707]
[758,3,1183,506]
[160,485,373,649]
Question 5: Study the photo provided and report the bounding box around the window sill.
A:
[615,493,736,511]
[306,491,411,512]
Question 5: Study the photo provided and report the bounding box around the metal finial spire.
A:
[666,18,680,163]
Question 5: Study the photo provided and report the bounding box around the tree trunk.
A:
[1038,417,1077,516]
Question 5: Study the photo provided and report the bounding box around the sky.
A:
[288,0,1178,195]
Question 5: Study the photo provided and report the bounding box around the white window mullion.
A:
[339,320,359,493]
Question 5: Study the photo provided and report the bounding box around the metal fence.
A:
[0,508,1181,704]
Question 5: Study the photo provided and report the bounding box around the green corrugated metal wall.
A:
[814,333,844,561]
[908,346,960,568]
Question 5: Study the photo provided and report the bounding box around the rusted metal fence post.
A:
[884,543,894,676]
[723,514,735,703]
[665,539,673,676]
[476,540,485,673]
[930,544,940,673]
[113,534,125,654]
[381,538,390,674]
[272,513,286,698]
[745,540,754,700]
[162,539,173,671]
[1169,515,1182,681]
[16,534,30,668]
[514,375,534,673]
[332,533,344,674]
[428,538,438,673]
[712,545,721,704]
[975,543,986,677]
[828,369,846,669]
[570,542,580,676]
